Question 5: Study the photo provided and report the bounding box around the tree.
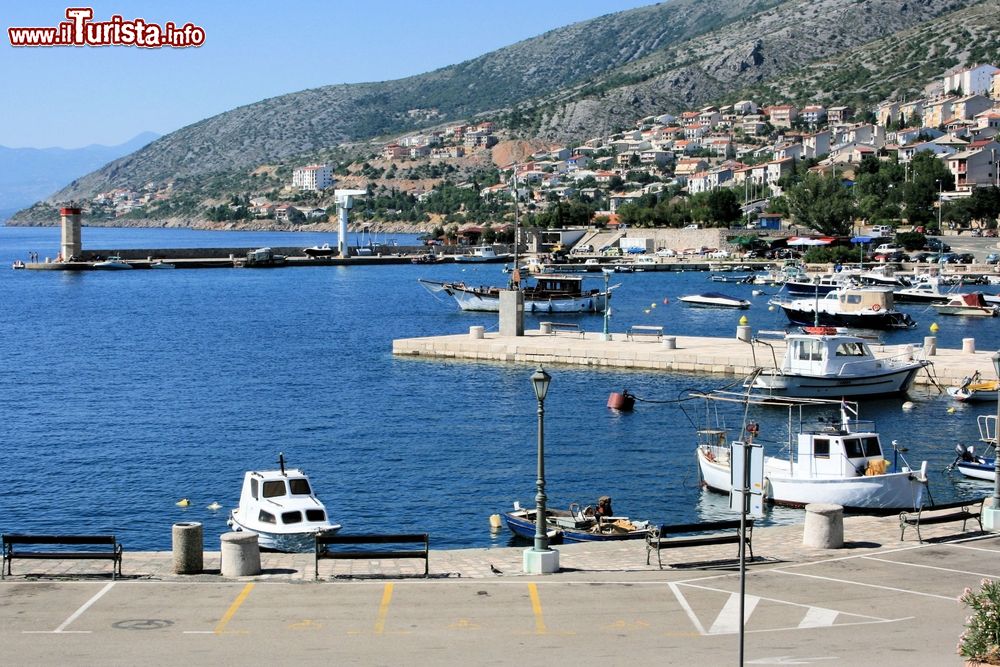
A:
[705,188,742,226]
[784,172,856,235]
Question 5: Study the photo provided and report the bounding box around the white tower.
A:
[60,206,82,261]
[335,189,367,258]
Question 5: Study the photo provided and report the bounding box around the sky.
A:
[0,1,656,149]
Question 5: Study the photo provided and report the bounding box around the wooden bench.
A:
[2,534,123,579]
[315,533,429,579]
[899,498,986,542]
[645,519,753,569]
[626,325,664,342]
[541,321,584,338]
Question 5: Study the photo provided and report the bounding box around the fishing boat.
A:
[502,500,653,543]
[679,292,751,309]
[454,245,511,263]
[694,392,927,511]
[932,292,999,317]
[949,416,999,482]
[303,243,337,257]
[747,330,930,398]
[947,371,1000,403]
[770,287,915,330]
[709,274,754,283]
[93,255,132,270]
[418,274,617,313]
[783,272,856,296]
[893,278,951,304]
[227,453,341,552]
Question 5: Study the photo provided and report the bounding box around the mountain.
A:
[0,132,158,222]
[12,0,993,222]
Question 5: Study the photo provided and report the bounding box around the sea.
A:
[1,225,997,551]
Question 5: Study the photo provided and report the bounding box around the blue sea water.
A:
[1,225,997,551]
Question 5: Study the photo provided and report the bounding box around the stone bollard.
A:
[539,322,552,335]
[469,325,485,339]
[923,336,937,356]
[736,325,751,342]
[803,503,844,549]
[220,532,261,577]
[172,522,204,574]
[963,337,976,354]
[662,336,677,349]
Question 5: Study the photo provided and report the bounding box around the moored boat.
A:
[304,243,337,257]
[93,255,132,270]
[694,392,928,511]
[227,453,341,552]
[679,292,751,309]
[947,371,1000,403]
[747,331,930,399]
[502,500,653,543]
[770,287,915,330]
[932,292,998,317]
[418,274,617,313]
[454,245,511,263]
[949,416,1000,482]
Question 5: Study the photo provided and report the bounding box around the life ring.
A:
[872,304,881,311]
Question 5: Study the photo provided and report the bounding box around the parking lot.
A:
[3,532,996,665]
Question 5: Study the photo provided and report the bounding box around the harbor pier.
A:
[393,328,988,389]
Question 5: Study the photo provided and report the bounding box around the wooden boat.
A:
[932,292,998,317]
[679,292,751,309]
[747,330,929,399]
[418,274,618,313]
[502,501,653,543]
[771,287,915,330]
[694,392,927,512]
[227,453,341,552]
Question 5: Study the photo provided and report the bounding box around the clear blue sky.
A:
[0,1,656,149]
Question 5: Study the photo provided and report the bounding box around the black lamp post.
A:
[531,366,551,553]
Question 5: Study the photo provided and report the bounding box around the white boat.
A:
[695,392,927,511]
[932,292,998,317]
[893,278,951,304]
[679,292,751,309]
[771,287,915,330]
[149,260,175,269]
[418,274,617,313]
[747,329,930,398]
[304,243,337,257]
[93,256,132,270]
[454,245,511,263]
[949,416,999,482]
[227,454,341,552]
[947,371,1000,403]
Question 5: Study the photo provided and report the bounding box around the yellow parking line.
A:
[214,583,255,635]
[528,583,547,635]
[374,583,393,635]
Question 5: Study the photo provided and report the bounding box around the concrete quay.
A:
[393,327,991,389]
[1,513,996,665]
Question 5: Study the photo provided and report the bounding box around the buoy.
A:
[948,406,956,414]
[768,305,775,312]
[650,302,656,308]
[930,322,940,333]
[644,309,650,314]
[901,401,914,411]
[739,315,748,326]
[207,501,222,511]
[662,297,669,304]
[176,498,191,507]
[489,514,503,529]
[607,391,636,411]
[752,290,763,296]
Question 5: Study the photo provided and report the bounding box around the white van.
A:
[871,225,893,238]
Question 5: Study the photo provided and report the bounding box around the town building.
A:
[292,164,333,191]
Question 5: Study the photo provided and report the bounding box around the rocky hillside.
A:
[44,0,783,203]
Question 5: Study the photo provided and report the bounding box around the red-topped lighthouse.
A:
[60,206,81,261]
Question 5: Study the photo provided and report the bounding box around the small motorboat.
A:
[12,260,25,270]
[454,245,511,263]
[679,292,751,309]
[227,453,341,552]
[949,416,1000,482]
[411,253,440,264]
[947,371,1000,403]
[304,243,337,257]
[93,255,132,270]
[502,499,653,543]
[149,260,175,269]
[932,292,998,317]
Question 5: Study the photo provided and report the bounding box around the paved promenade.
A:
[393,328,989,388]
[2,511,995,665]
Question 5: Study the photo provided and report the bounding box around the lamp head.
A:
[531,366,551,402]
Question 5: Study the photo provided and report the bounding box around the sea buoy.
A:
[176,498,191,507]
[768,305,776,312]
[902,401,915,411]
[644,309,650,314]
[207,501,222,511]
[489,514,503,529]
[752,290,763,296]
[650,302,656,308]
[930,322,940,333]
[947,406,957,414]
[662,297,669,304]
[607,390,636,411]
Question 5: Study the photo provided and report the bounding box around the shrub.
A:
[958,578,1000,664]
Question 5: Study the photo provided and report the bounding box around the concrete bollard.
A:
[803,503,844,549]
[736,325,751,342]
[923,336,937,356]
[963,337,976,354]
[904,344,915,361]
[539,322,552,335]
[172,522,204,574]
[662,336,676,349]
[469,325,485,339]
[220,532,261,577]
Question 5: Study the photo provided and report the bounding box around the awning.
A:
[786,237,835,246]
[850,236,874,244]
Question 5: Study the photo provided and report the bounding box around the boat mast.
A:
[510,166,520,290]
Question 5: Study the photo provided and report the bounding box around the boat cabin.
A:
[525,275,588,296]
[237,468,329,528]
[828,287,895,313]
[781,333,882,376]
[794,424,886,479]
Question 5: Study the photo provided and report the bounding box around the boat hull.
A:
[751,366,924,398]
[502,508,650,543]
[778,306,912,330]
[955,459,997,481]
[228,511,341,552]
[697,447,925,511]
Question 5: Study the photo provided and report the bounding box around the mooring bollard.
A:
[924,336,937,356]
[803,503,844,549]
[220,532,261,577]
[469,325,485,339]
[172,522,204,574]
[963,337,976,354]
[662,336,677,349]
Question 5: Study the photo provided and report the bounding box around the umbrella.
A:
[786,237,833,246]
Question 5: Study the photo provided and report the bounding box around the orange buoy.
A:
[607,391,635,411]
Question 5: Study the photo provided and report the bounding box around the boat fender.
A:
[871,304,881,311]
[746,421,760,437]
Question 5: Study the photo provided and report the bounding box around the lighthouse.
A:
[60,206,82,261]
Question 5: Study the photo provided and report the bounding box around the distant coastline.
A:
[3,217,436,235]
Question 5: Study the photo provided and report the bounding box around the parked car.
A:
[654,248,677,257]
[926,238,951,252]
[937,253,957,264]
[955,253,975,264]
[986,253,999,265]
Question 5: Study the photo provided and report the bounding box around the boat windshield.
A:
[262,480,286,498]
[834,342,867,357]
[289,478,312,495]
[843,436,882,458]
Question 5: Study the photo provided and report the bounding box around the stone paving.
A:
[3,506,990,582]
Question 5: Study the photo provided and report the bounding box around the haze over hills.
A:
[0,132,158,222]
[11,0,995,224]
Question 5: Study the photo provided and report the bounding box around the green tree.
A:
[785,173,856,235]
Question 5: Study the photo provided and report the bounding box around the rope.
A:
[921,363,946,394]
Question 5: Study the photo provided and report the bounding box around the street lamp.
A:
[601,269,612,341]
[937,179,943,232]
[523,366,560,573]
[992,352,1000,519]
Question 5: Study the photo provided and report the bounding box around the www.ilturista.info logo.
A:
[8,7,205,48]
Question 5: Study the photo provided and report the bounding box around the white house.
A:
[944,64,1000,97]
[292,164,333,191]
